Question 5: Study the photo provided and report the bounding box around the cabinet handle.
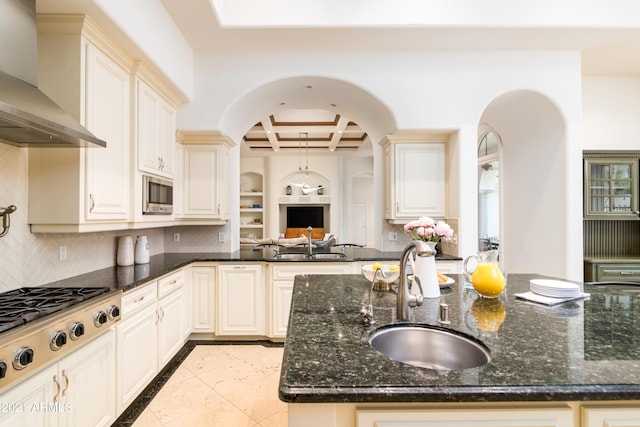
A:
[233,266,247,269]
[217,203,221,215]
[89,194,95,213]
[169,279,177,286]
[620,271,634,276]
[53,375,61,402]
[155,308,160,324]
[61,369,69,397]
[396,202,399,214]
[134,295,145,303]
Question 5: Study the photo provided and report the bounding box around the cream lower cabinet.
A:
[157,272,185,367]
[190,265,216,333]
[116,283,158,415]
[116,270,186,415]
[0,364,57,427]
[0,329,116,427]
[581,405,640,427]
[217,265,264,336]
[268,263,352,338]
[356,406,574,427]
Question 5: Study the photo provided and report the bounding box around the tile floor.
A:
[128,344,287,427]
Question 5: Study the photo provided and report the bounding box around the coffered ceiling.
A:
[242,109,368,152]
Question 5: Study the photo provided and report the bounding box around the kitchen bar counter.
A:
[40,249,461,293]
[278,273,640,403]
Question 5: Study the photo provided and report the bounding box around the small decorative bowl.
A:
[361,264,400,291]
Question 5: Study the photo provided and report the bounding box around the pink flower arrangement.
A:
[403,216,454,243]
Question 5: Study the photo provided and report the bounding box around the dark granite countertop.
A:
[39,249,460,293]
[278,273,640,403]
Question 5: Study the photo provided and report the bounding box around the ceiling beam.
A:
[261,119,280,151]
[328,115,350,151]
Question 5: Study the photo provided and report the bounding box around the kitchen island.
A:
[279,273,640,427]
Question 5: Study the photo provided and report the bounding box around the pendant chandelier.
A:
[299,132,310,176]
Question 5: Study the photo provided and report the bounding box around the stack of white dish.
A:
[530,279,580,298]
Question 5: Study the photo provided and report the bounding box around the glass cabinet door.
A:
[584,158,639,218]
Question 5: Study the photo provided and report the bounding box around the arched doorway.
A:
[477,128,502,252]
[479,90,580,279]
[218,76,397,250]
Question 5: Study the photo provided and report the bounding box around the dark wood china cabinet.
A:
[583,151,640,282]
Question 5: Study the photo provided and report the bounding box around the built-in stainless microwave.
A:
[142,175,173,215]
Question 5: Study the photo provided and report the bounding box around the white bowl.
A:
[361,264,400,284]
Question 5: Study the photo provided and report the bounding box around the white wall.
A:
[583,77,640,150]
[178,48,584,279]
[37,0,194,100]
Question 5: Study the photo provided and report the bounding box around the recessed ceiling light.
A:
[330,103,337,107]
[280,102,286,106]
[305,85,312,89]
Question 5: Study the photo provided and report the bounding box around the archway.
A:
[218,76,397,144]
[479,90,572,278]
[219,76,397,250]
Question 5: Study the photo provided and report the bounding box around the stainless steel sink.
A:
[368,323,491,370]
[312,253,347,260]
[273,253,311,260]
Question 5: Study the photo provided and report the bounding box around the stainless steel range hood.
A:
[0,0,106,148]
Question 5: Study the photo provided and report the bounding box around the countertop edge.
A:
[279,384,640,404]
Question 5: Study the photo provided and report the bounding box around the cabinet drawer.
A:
[581,405,640,427]
[271,263,351,280]
[158,270,185,298]
[596,263,640,281]
[121,283,157,319]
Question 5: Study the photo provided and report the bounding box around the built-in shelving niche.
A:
[240,172,264,239]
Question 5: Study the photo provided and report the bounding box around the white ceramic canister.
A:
[117,235,134,266]
[135,235,150,264]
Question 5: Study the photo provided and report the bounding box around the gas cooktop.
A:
[0,287,110,334]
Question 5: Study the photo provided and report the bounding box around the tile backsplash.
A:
[0,144,228,292]
[382,218,459,255]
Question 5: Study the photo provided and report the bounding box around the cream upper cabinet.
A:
[176,131,234,222]
[135,76,176,179]
[84,44,131,222]
[381,135,447,223]
[31,17,133,232]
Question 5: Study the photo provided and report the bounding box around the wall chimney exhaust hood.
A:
[0,0,106,148]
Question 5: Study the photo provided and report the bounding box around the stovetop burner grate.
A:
[0,287,111,333]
